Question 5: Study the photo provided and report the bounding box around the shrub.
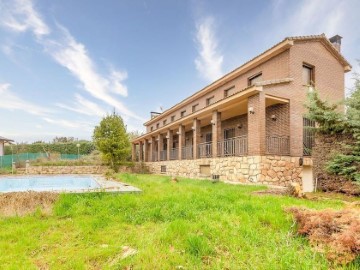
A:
[287,206,360,265]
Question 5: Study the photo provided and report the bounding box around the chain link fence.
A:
[0,153,83,168]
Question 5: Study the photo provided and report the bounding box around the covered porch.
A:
[132,87,290,162]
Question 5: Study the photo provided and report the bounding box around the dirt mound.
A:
[287,205,360,265]
[0,192,59,217]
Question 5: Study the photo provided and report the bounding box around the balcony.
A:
[160,150,167,161]
[198,142,212,158]
[266,135,290,155]
[217,136,248,157]
[181,146,193,159]
[170,148,178,160]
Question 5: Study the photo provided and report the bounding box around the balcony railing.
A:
[160,150,167,161]
[181,146,193,159]
[217,136,248,157]
[170,148,178,160]
[266,135,290,155]
[198,142,212,158]
[152,151,158,162]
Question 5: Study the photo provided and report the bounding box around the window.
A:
[156,123,159,129]
[224,128,235,140]
[224,86,235,98]
[163,119,167,126]
[161,165,166,173]
[206,96,215,106]
[151,126,153,132]
[181,110,186,118]
[303,64,314,86]
[192,104,199,112]
[205,133,212,142]
[248,72,262,86]
[200,165,211,176]
[171,115,175,122]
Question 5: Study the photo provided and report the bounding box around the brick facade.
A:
[132,34,350,187]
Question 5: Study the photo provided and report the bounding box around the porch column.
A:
[157,134,163,161]
[212,110,222,157]
[247,92,266,156]
[178,125,185,160]
[166,130,173,161]
[139,141,144,161]
[131,143,136,161]
[193,119,201,159]
[143,139,148,162]
[150,137,154,161]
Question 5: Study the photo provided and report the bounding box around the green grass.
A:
[0,174,359,269]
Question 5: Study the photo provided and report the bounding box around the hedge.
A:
[4,141,95,155]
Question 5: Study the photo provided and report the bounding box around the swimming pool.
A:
[0,175,101,193]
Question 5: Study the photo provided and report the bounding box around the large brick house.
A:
[131,34,351,190]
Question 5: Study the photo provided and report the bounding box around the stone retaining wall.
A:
[146,155,307,187]
[17,165,109,175]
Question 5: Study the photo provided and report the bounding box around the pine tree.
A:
[304,74,360,182]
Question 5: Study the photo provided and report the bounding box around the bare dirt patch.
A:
[0,192,59,217]
[287,205,360,265]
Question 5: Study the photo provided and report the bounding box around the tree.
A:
[326,74,360,181]
[304,74,360,182]
[93,112,131,170]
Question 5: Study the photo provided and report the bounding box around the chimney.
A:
[329,35,342,52]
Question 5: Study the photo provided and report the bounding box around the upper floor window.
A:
[180,110,186,118]
[303,64,314,86]
[163,119,167,126]
[192,104,199,113]
[206,96,215,106]
[151,126,153,132]
[156,123,159,129]
[248,72,262,86]
[171,115,175,122]
[224,86,235,98]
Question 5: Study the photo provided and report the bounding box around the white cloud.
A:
[0,83,50,116]
[0,0,50,38]
[269,0,360,91]
[42,117,92,130]
[44,25,141,120]
[56,94,107,117]
[0,0,143,122]
[194,16,224,82]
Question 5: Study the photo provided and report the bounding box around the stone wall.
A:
[312,134,360,195]
[17,165,109,175]
[146,155,303,187]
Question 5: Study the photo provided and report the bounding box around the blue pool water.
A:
[0,175,101,193]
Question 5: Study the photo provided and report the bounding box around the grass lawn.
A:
[0,174,359,269]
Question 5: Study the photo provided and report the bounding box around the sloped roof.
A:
[286,34,351,69]
[144,34,351,126]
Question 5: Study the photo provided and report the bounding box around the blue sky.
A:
[0,0,359,142]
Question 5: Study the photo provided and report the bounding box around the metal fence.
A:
[0,153,83,168]
[217,136,248,157]
[266,135,290,155]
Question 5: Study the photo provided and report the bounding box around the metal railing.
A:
[160,150,167,161]
[217,136,248,157]
[170,148,178,160]
[152,151,158,162]
[198,142,212,158]
[181,146,193,159]
[266,135,290,155]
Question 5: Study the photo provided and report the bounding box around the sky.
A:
[0,0,359,143]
